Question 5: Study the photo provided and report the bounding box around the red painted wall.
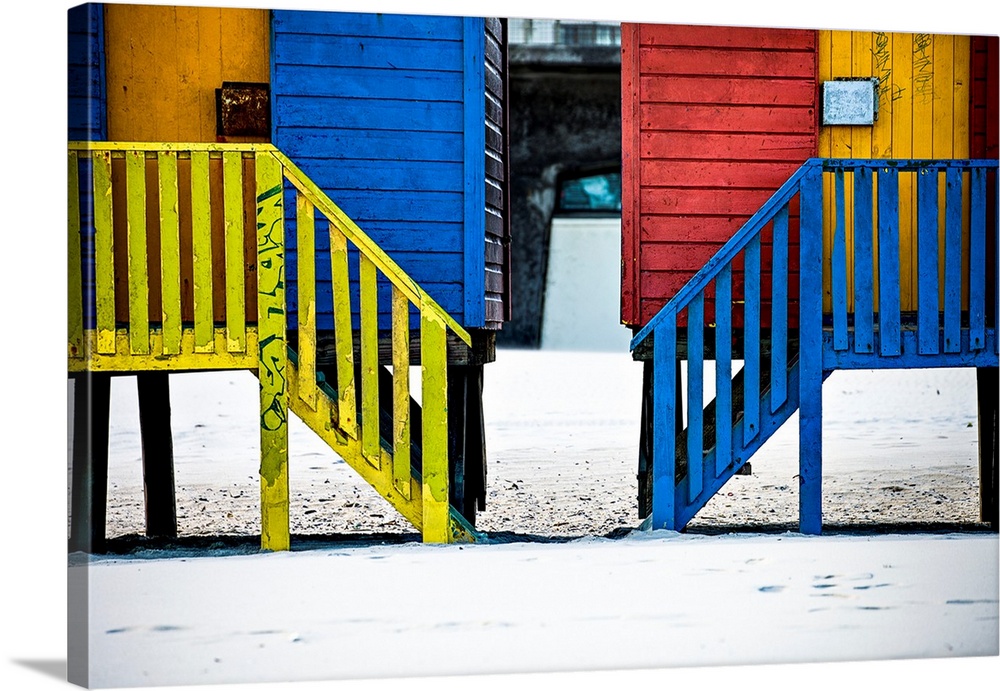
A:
[621,24,819,329]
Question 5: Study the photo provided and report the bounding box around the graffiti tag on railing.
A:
[256,180,288,480]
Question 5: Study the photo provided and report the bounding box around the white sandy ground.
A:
[51,349,1000,688]
[92,350,989,539]
[76,532,998,688]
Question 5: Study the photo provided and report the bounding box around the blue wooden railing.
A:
[631,158,998,534]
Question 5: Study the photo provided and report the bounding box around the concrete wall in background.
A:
[541,217,631,351]
[500,47,622,347]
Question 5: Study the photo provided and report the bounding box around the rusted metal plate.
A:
[216,82,270,137]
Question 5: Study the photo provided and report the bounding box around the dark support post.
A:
[465,364,487,517]
[69,372,111,554]
[137,372,177,538]
[447,364,486,525]
[638,361,653,517]
[446,365,468,521]
[977,367,998,530]
[639,349,684,524]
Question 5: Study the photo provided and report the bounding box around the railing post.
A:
[771,207,789,410]
[970,167,987,351]
[943,167,963,353]
[798,162,824,535]
[223,151,247,354]
[296,193,317,410]
[832,169,849,351]
[255,152,290,551]
[714,266,732,477]
[877,166,901,356]
[157,151,182,355]
[651,320,677,530]
[93,150,116,355]
[421,310,451,543]
[744,235,761,444]
[191,151,215,354]
[125,149,150,355]
[68,151,84,360]
[853,166,875,354]
[687,297,704,503]
[916,167,940,355]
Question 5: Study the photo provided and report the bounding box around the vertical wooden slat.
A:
[891,33,914,311]
[223,151,246,353]
[821,32,855,313]
[917,167,940,355]
[190,150,214,353]
[652,320,677,531]
[942,167,963,353]
[296,192,317,409]
[832,170,849,350]
[68,152,84,358]
[743,237,761,445]
[715,266,732,478]
[771,207,789,411]
[125,149,149,355]
[686,296,703,503]
[854,166,875,354]
[799,163,825,535]
[878,167,901,356]
[392,287,412,499]
[421,311,450,543]
[969,167,987,350]
[158,151,182,355]
[255,151,289,552]
[93,151,116,354]
[360,254,381,467]
[329,229,358,437]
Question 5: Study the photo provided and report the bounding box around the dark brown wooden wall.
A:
[484,17,511,328]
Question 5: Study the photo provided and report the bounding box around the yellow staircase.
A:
[68,142,479,548]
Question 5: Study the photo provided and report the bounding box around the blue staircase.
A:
[631,159,999,534]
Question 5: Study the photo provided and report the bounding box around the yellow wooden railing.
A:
[68,142,475,547]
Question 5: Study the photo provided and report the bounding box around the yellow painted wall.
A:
[104,4,270,142]
[818,31,971,312]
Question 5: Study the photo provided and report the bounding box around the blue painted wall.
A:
[272,10,489,331]
[68,3,106,141]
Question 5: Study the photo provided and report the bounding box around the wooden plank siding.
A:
[272,11,506,332]
[484,17,510,327]
[621,24,818,329]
